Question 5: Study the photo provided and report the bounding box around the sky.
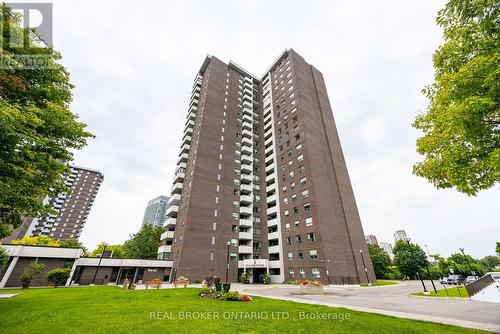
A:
[17,0,498,257]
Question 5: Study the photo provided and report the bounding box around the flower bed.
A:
[299,280,324,294]
[174,276,190,288]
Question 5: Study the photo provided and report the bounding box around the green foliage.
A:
[46,268,71,287]
[11,235,61,247]
[367,244,392,279]
[0,245,9,270]
[393,240,429,279]
[225,291,241,301]
[20,259,45,289]
[0,5,94,239]
[496,242,500,255]
[384,266,402,280]
[122,225,164,259]
[447,253,487,276]
[412,0,500,196]
[91,242,125,258]
[239,271,252,284]
[59,239,85,250]
[260,272,271,284]
[480,255,500,271]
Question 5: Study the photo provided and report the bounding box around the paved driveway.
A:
[237,281,500,332]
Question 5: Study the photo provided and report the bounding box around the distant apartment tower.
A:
[158,49,375,284]
[393,230,408,243]
[142,195,169,227]
[28,165,103,241]
[379,242,394,259]
[364,235,378,246]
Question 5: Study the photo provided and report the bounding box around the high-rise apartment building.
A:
[158,49,375,284]
[379,242,394,259]
[142,195,169,227]
[365,235,379,246]
[394,230,408,243]
[28,165,103,241]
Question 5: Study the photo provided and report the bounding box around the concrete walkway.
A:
[236,281,500,333]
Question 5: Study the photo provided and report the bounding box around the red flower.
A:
[240,295,252,302]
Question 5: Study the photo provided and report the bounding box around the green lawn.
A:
[361,280,399,287]
[412,286,469,298]
[0,286,485,334]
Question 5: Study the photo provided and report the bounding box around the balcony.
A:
[177,153,189,164]
[265,163,275,174]
[240,206,252,216]
[241,163,252,174]
[179,144,190,155]
[168,193,181,206]
[158,245,172,253]
[240,194,253,205]
[267,218,278,227]
[241,174,252,184]
[267,206,277,216]
[241,145,252,155]
[238,231,253,240]
[241,137,253,147]
[266,193,277,205]
[242,114,252,124]
[241,154,252,165]
[182,127,193,139]
[238,245,253,254]
[264,154,274,166]
[171,182,183,194]
[242,107,252,117]
[173,172,185,183]
[265,173,275,184]
[160,230,175,240]
[181,135,192,145]
[239,219,252,227]
[186,111,196,122]
[240,184,252,194]
[242,121,252,131]
[242,129,253,139]
[264,145,273,157]
[268,231,279,240]
[268,245,281,254]
[185,119,195,128]
[265,184,275,194]
[166,205,179,217]
[165,218,177,227]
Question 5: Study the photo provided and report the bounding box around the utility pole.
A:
[406,238,427,293]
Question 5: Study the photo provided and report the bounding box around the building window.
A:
[312,267,320,278]
[300,177,307,186]
[285,223,290,230]
[296,235,302,244]
[298,252,304,260]
[288,252,293,261]
[305,217,313,226]
[308,232,316,242]
[286,237,291,245]
[310,249,318,259]
[211,236,215,245]
[213,222,217,230]
[289,268,295,277]
[304,203,311,212]
[302,190,309,198]
[210,251,214,261]
[299,267,306,278]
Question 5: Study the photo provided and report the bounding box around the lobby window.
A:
[312,267,320,278]
[299,267,305,278]
[310,249,318,260]
[289,268,295,278]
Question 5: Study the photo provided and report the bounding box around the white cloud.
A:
[17,0,496,258]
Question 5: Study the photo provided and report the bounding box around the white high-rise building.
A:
[142,195,169,227]
[394,230,408,243]
[379,242,394,259]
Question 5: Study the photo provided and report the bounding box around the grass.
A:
[412,286,469,298]
[361,280,399,287]
[0,286,486,334]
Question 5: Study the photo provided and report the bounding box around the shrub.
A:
[198,287,211,297]
[260,272,271,284]
[20,260,45,289]
[240,271,252,284]
[46,268,71,287]
[0,245,8,271]
[225,291,240,301]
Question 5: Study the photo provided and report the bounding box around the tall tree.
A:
[91,242,125,259]
[0,4,94,238]
[481,255,500,272]
[496,242,500,255]
[412,0,499,196]
[393,240,429,279]
[123,225,163,259]
[367,244,392,279]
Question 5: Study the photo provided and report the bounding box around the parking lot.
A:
[240,281,500,332]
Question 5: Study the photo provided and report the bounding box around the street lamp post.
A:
[225,241,231,283]
[91,245,107,285]
[405,238,428,293]
[459,248,476,279]
[359,250,371,286]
